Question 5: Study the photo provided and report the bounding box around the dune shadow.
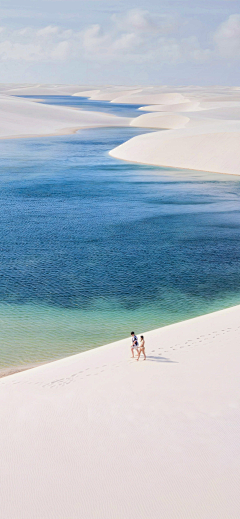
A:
[146,355,177,363]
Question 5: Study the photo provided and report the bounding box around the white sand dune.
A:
[108,86,240,175]
[72,89,102,98]
[0,94,130,139]
[191,105,240,120]
[0,305,240,518]
[138,100,240,114]
[130,112,190,129]
[110,122,240,175]
[1,84,97,96]
[139,101,203,112]
[0,82,240,172]
[111,92,188,105]
[130,106,240,130]
[74,88,142,101]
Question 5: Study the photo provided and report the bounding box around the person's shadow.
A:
[146,355,177,363]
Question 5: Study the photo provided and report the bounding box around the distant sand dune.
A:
[107,85,240,175]
[130,112,190,129]
[111,92,188,105]
[0,94,130,139]
[74,88,142,101]
[1,84,96,96]
[139,101,202,112]
[0,83,240,174]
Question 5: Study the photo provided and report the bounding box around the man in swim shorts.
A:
[131,331,139,358]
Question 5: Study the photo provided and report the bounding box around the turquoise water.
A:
[0,97,240,368]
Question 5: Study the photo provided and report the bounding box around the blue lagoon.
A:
[0,98,240,370]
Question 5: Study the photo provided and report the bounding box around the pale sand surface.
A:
[73,87,142,101]
[110,127,240,175]
[0,84,99,96]
[0,305,240,518]
[0,362,47,378]
[108,86,240,175]
[112,92,188,105]
[139,101,203,112]
[0,94,130,139]
[131,112,190,129]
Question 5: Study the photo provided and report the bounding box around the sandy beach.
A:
[0,304,240,518]
[0,84,239,517]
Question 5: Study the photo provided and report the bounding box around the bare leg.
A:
[131,347,134,358]
[143,348,146,360]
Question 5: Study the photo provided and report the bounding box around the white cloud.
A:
[0,41,43,61]
[112,32,139,51]
[37,25,60,37]
[79,9,210,64]
[0,9,238,67]
[50,40,69,60]
[112,9,158,33]
[81,24,109,53]
[213,13,240,58]
[0,25,74,61]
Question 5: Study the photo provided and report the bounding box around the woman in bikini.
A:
[137,335,146,361]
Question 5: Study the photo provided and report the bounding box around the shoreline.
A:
[0,124,126,141]
[0,93,131,140]
[109,149,240,176]
[1,304,240,517]
[1,300,239,379]
[0,361,46,378]
[0,88,240,379]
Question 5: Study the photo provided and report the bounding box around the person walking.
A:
[137,335,146,360]
[131,331,139,358]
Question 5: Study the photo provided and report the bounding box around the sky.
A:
[0,0,240,85]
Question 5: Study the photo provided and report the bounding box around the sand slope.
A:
[0,84,98,96]
[0,305,240,518]
[109,86,240,175]
[130,112,190,129]
[0,94,129,139]
[73,88,142,101]
[110,124,240,175]
[112,92,188,105]
[139,101,202,112]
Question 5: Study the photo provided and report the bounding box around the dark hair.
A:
[131,331,135,335]
[140,335,144,339]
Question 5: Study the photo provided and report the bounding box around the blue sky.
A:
[0,0,239,85]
